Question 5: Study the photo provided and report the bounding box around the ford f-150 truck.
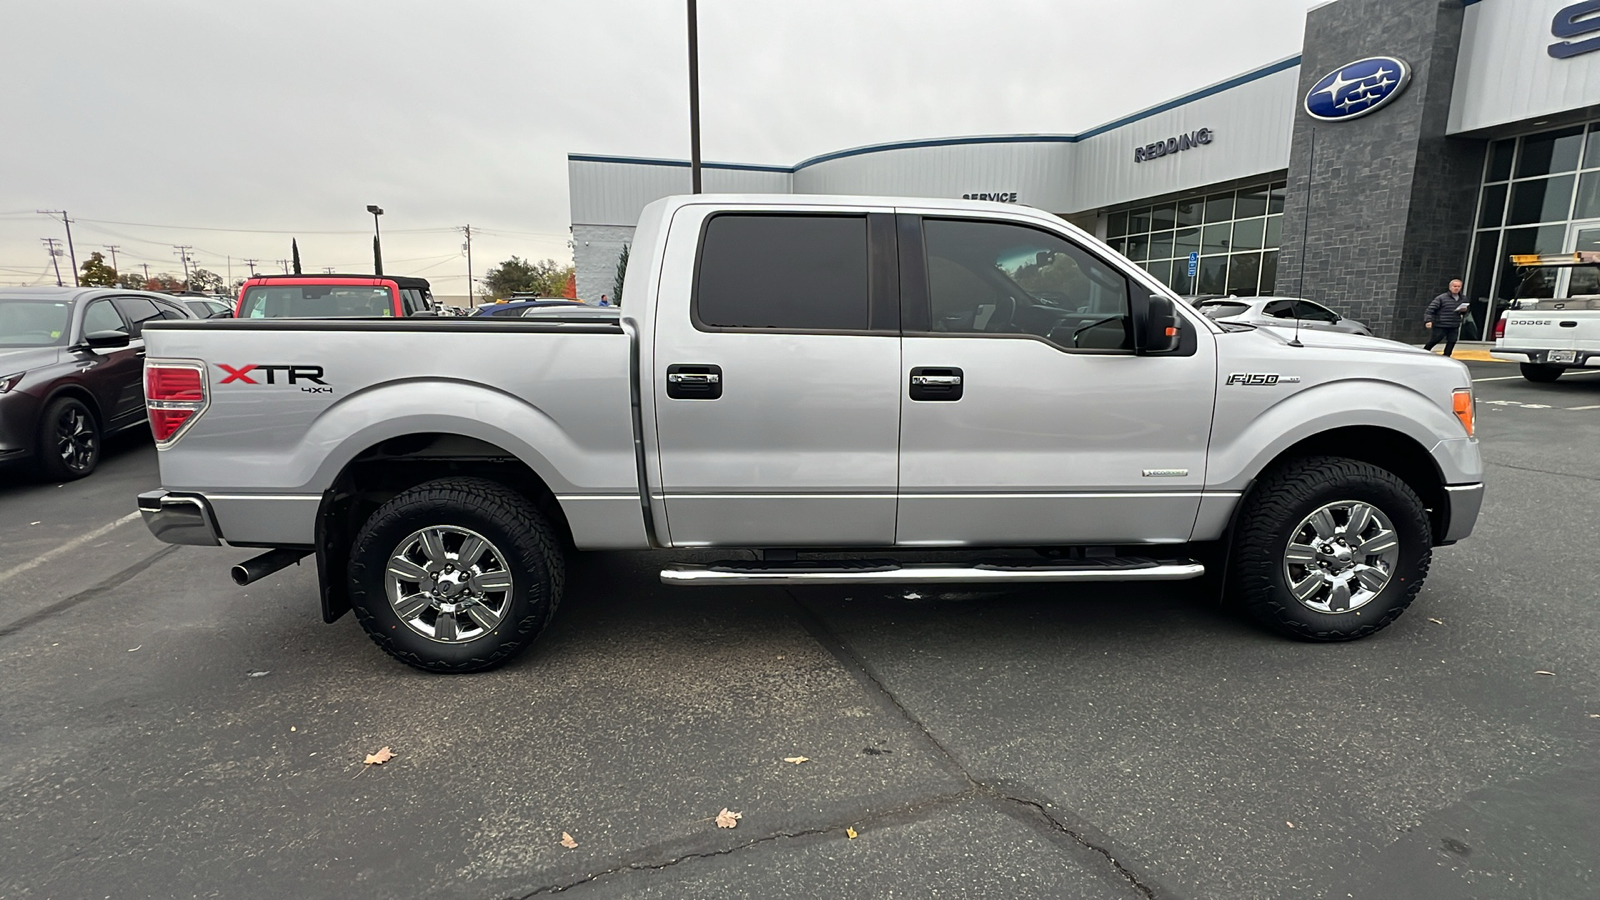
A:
[136,195,1483,672]
[1491,251,1600,381]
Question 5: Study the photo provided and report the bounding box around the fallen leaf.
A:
[715,808,741,829]
[1286,821,1295,828]
[364,746,395,765]
[1426,618,1444,625]
[783,756,809,765]
[846,827,858,839]
[559,832,578,849]
[1534,671,1556,677]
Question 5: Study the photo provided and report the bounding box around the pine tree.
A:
[612,244,630,307]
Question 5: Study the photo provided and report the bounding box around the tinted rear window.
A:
[1197,301,1250,319]
[694,214,869,330]
[241,285,396,318]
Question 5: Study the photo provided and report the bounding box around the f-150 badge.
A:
[1225,373,1300,386]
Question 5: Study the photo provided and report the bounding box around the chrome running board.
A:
[660,557,1205,586]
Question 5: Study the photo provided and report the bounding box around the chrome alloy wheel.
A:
[56,406,97,472]
[1282,501,1400,614]
[384,526,514,643]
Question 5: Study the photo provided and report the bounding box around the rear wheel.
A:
[1519,363,1564,383]
[348,477,564,673]
[36,396,100,481]
[1227,457,1430,641]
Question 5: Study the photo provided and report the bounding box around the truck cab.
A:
[236,274,435,319]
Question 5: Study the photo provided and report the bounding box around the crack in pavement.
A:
[0,545,180,641]
[1482,458,1600,483]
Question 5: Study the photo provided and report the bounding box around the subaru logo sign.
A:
[1303,56,1411,122]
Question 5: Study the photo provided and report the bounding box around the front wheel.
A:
[1520,363,1564,383]
[348,477,564,673]
[36,396,100,481]
[1227,457,1430,641]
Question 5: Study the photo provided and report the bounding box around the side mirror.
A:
[1134,294,1181,354]
[82,329,131,350]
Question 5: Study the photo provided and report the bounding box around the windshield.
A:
[0,299,73,347]
[240,285,395,318]
[1196,300,1251,319]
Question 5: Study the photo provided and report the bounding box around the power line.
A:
[70,216,459,235]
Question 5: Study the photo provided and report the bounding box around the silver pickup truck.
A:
[137,195,1483,672]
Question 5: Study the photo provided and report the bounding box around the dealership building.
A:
[569,0,1600,340]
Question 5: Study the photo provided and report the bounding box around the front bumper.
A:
[0,390,42,461]
[137,490,222,546]
[1440,483,1484,544]
[1490,348,1600,367]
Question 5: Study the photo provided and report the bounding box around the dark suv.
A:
[0,287,194,480]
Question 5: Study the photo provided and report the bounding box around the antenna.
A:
[1288,298,1305,348]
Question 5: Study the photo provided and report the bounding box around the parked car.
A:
[0,287,194,479]
[137,194,1480,672]
[236,274,435,318]
[1194,296,1374,336]
[1491,251,1600,382]
[180,297,233,319]
[473,299,588,317]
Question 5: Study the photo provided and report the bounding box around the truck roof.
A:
[244,273,434,290]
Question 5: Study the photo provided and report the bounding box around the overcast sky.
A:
[0,0,1319,294]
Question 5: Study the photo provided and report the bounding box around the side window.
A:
[82,299,127,335]
[1261,299,1297,319]
[1296,301,1339,323]
[694,214,870,331]
[921,218,1132,351]
[155,301,189,320]
[110,296,163,338]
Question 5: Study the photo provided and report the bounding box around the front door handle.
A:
[909,366,963,401]
[666,364,722,400]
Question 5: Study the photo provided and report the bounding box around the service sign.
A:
[1303,56,1411,122]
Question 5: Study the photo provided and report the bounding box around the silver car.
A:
[1194,296,1373,336]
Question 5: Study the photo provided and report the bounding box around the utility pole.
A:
[173,245,193,285]
[41,238,64,286]
[38,210,79,285]
[103,245,121,273]
[461,224,474,306]
[277,259,290,274]
[687,0,702,193]
[367,205,384,276]
[243,258,259,276]
[140,263,150,282]
[323,266,336,274]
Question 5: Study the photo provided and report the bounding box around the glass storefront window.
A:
[1204,193,1234,223]
[1197,256,1228,295]
[1268,182,1286,215]
[1176,199,1203,227]
[1105,236,1125,255]
[1235,185,1269,219]
[1575,172,1600,220]
[1516,126,1584,177]
[1148,230,1174,260]
[1128,207,1151,234]
[1487,139,1515,182]
[1106,211,1128,238]
[1169,268,1194,295]
[1260,251,1279,295]
[1478,183,1508,228]
[1202,222,1231,254]
[1507,175,1575,225]
[1173,227,1200,258]
[1264,215,1282,248]
[1151,204,1177,231]
[1232,218,1265,252]
[1126,232,1149,261]
[1144,258,1172,285]
[1585,125,1600,170]
[1227,253,1261,296]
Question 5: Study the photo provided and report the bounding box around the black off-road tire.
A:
[36,396,100,481]
[1227,456,1430,641]
[1519,363,1564,383]
[348,477,564,673]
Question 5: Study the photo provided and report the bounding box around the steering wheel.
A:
[1072,315,1123,347]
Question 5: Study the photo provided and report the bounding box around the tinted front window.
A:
[0,300,73,347]
[694,214,869,330]
[240,285,396,318]
[82,299,126,335]
[922,218,1132,351]
[111,296,163,337]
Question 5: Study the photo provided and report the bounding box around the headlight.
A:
[0,372,24,393]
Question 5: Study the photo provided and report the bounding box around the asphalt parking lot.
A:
[1,358,1596,900]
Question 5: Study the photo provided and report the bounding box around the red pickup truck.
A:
[235,274,435,318]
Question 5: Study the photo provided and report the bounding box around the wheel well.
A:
[1268,426,1447,541]
[315,433,573,623]
[43,385,105,429]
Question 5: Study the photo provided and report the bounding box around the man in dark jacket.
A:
[1424,278,1467,357]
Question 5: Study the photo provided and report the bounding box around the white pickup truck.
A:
[1492,251,1600,381]
[136,194,1483,672]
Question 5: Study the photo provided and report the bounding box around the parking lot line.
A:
[1569,405,1600,411]
[1472,375,1524,382]
[0,510,140,588]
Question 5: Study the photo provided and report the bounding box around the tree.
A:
[188,268,225,295]
[116,271,145,290]
[482,256,573,298]
[79,251,118,287]
[612,244,629,307]
[144,273,185,292]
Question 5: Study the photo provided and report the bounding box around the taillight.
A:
[1453,388,1474,437]
[145,362,208,446]
[1493,315,1507,340]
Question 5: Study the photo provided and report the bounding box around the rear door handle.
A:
[666,364,722,400]
[909,366,963,401]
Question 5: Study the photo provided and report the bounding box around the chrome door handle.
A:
[910,374,961,386]
[667,372,720,384]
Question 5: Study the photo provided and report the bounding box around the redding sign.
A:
[1134,128,1213,163]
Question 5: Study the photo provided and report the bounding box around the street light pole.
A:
[367,205,385,276]
[687,0,702,194]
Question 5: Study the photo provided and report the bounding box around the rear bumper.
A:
[137,490,222,546]
[1491,348,1600,367]
[1440,483,1484,544]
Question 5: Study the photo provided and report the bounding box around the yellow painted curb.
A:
[1434,349,1507,362]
